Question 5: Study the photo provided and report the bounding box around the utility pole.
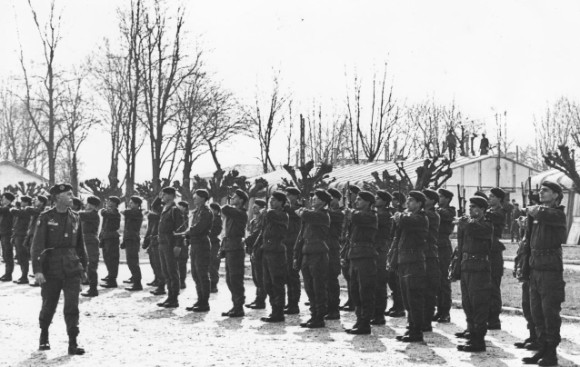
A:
[300,114,305,166]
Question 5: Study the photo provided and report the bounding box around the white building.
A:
[0,161,49,191]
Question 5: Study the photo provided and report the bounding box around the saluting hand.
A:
[81,271,88,283]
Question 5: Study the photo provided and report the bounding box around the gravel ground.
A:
[1,263,580,367]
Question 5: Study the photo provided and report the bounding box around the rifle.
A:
[456,184,464,216]
[521,182,527,208]
[227,186,232,205]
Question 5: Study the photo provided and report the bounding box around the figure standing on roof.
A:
[446,129,457,161]
[479,134,490,155]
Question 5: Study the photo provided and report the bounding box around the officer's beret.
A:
[235,189,249,202]
[127,196,140,206]
[314,189,332,204]
[49,183,73,196]
[195,189,209,200]
[2,192,15,202]
[423,188,439,203]
[86,196,101,207]
[358,190,375,204]
[271,191,287,204]
[408,190,426,204]
[542,180,563,195]
[392,191,405,203]
[490,187,506,200]
[177,200,189,209]
[72,197,83,208]
[285,187,301,196]
[469,196,488,209]
[438,188,454,199]
[349,185,361,195]
[209,202,221,212]
[20,195,32,204]
[474,191,488,200]
[162,187,176,196]
[327,188,342,200]
[254,199,267,208]
[108,196,121,205]
[37,195,49,205]
[376,190,392,204]
[151,197,163,212]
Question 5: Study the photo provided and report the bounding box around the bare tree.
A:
[304,100,349,165]
[534,97,580,155]
[279,160,335,200]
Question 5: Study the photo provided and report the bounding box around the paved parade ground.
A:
[1,264,580,367]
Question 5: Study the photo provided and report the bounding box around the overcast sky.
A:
[2,0,580,181]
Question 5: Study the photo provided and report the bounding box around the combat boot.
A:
[306,315,326,329]
[458,334,485,352]
[455,329,471,339]
[345,321,361,334]
[224,307,245,318]
[0,274,12,281]
[125,281,143,291]
[324,311,340,320]
[68,335,86,355]
[347,322,371,335]
[300,317,313,328]
[261,309,285,323]
[523,345,546,364]
[13,277,29,285]
[370,316,386,325]
[537,346,558,367]
[284,304,300,315]
[39,328,50,351]
[157,297,170,307]
[81,287,99,297]
[146,279,158,286]
[122,277,133,284]
[100,280,117,288]
[150,286,166,296]
[339,300,354,312]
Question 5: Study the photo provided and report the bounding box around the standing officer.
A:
[24,195,49,287]
[487,187,507,329]
[371,190,392,326]
[390,191,428,342]
[511,203,524,242]
[122,196,144,291]
[294,189,331,328]
[209,202,223,293]
[259,191,289,323]
[79,196,101,297]
[0,192,15,281]
[385,191,406,318]
[10,196,34,284]
[456,196,493,352]
[156,187,184,308]
[326,188,344,320]
[177,201,190,289]
[521,181,567,366]
[183,189,212,312]
[422,188,441,331]
[283,187,302,315]
[344,190,379,335]
[220,189,249,317]
[433,188,456,323]
[31,183,88,355]
[244,199,267,309]
[339,185,360,312]
[100,196,121,288]
[145,198,164,292]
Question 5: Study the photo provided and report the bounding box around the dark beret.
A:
[235,189,249,202]
[72,197,83,208]
[423,188,439,203]
[162,187,176,196]
[86,196,101,207]
[195,189,209,200]
[108,196,121,205]
[490,187,506,200]
[271,191,287,204]
[438,188,454,199]
[2,192,15,202]
[254,199,267,208]
[376,190,392,203]
[349,185,361,195]
[177,200,189,209]
[474,191,488,200]
[327,188,342,200]
[408,190,426,204]
[49,183,73,196]
[469,196,488,209]
[130,196,143,206]
[542,180,563,194]
[392,191,405,203]
[37,195,48,205]
[315,189,332,204]
[285,187,301,196]
[358,190,375,204]
[20,195,32,204]
[209,202,221,212]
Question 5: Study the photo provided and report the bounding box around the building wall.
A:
[0,164,47,190]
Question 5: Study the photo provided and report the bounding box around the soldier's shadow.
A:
[347,334,387,353]
[294,327,335,344]
[140,308,177,320]
[178,311,208,325]
[424,331,458,349]
[16,351,72,367]
[137,295,164,303]
[256,323,288,336]
[215,316,243,330]
[399,342,447,365]
[372,325,398,338]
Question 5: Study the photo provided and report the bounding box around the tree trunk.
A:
[71,150,79,195]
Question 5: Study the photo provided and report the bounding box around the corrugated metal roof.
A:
[252,155,538,191]
[531,165,580,190]
[0,161,48,183]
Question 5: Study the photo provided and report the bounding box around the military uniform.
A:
[327,207,344,317]
[11,206,34,281]
[144,211,163,287]
[209,214,223,291]
[294,208,330,325]
[487,205,506,328]
[220,205,248,313]
[386,205,405,316]
[283,202,302,311]
[435,204,456,321]
[347,209,379,332]
[259,208,289,320]
[188,204,213,308]
[78,210,100,292]
[31,207,87,348]
[372,206,392,323]
[122,208,144,287]
[245,210,266,307]
[158,203,184,304]
[514,237,537,349]
[423,206,441,329]
[178,211,190,288]
[99,208,121,283]
[0,204,14,279]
